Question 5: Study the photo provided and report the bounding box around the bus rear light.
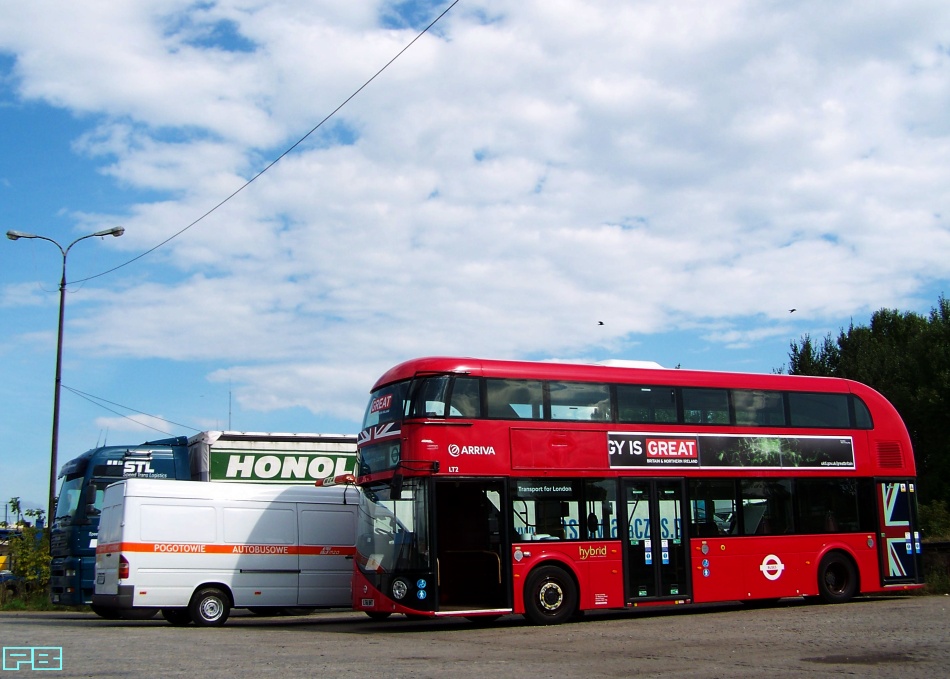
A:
[118,555,130,580]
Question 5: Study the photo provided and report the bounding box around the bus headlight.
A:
[392,579,409,600]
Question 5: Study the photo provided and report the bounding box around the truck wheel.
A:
[523,565,577,625]
[189,587,230,626]
[817,552,858,604]
[161,608,192,626]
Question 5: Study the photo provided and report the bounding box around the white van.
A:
[93,478,358,626]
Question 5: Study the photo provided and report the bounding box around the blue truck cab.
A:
[49,437,190,606]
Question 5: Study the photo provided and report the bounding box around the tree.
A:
[4,498,50,594]
[783,295,950,508]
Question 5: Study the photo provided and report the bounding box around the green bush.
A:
[920,500,950,541]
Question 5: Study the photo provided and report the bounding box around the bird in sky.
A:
[789,309,796,313]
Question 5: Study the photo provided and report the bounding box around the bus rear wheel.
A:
[817,552,858,604]
[524,565,576,625]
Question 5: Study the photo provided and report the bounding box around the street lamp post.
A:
[6,226,125,526]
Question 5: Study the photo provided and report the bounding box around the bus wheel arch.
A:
[816,550,859,604]
[523,563,578,625]
[189,584,232,626]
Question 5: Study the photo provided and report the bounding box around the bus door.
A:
[433,479,509,611]
[876,480,923,585]
[621,479,689,601]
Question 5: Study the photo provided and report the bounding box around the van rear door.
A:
[94,486,125,597]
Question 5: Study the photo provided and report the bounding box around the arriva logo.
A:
[448,444,497,458]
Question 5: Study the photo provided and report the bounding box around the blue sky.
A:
[1,1,948,513]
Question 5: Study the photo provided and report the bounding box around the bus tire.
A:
[161,608,192,626]
[189,587,231,626]
[364,611,392,620]
[524,565,577,625]
[817,552,858,604]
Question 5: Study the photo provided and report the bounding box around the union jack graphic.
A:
[359,422,401,445]
[878,481,919,582]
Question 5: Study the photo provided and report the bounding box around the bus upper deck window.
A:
[409,376,449,418]
[448,377,482,418]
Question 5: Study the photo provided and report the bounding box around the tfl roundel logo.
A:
[759,554,785,581]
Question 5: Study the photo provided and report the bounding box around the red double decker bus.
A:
[352,357,923,624]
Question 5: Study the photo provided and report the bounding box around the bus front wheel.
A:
[817,552,858,604]
[524,565,577,625]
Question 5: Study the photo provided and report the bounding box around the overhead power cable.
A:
[62,384,202,435]
[75,0,461,284]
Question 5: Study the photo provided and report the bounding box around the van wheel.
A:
[524,565,577,625]
[817,552,858,604]
[161,608,192,626]
[189,587,230,626]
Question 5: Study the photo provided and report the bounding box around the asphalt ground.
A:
[1,596,948,678]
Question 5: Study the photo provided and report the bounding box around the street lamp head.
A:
[92,226,125,238]
[6,230,37,241]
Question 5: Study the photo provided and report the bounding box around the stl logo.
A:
[2,647,63,671]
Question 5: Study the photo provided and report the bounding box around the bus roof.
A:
[371,356,875,396]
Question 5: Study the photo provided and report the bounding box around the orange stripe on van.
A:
[96,541,354,556]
